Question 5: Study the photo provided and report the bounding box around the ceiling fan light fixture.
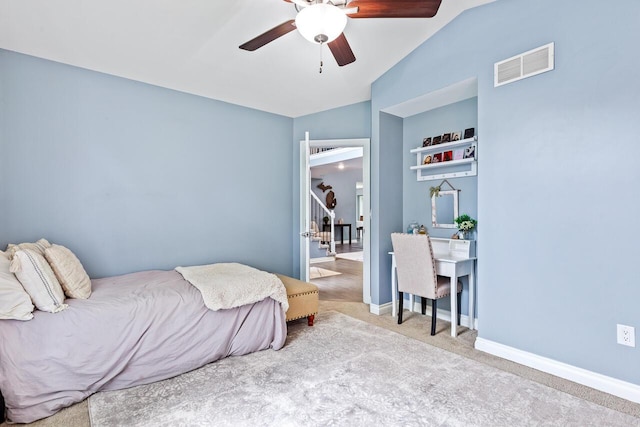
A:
[295,3,347,44]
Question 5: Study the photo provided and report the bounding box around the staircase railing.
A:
[310,190,336,255]
[310,146,338,155]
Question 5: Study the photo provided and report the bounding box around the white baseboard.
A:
[408,300,477,330]
[475,338,640,404]
[371,301,639,403]
[368,301,477,330]
[369,302,392,315]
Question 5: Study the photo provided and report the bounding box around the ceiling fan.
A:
[239,0,443,68]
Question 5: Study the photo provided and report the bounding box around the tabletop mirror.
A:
[431,190,459,229]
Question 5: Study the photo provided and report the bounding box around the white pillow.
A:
[6,238,51,261]
[44,244,91,299]
[12,249,68,313]
[0,253,35,320]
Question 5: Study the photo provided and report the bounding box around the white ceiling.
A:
[0,0,493,118]
[311,147,364,178]
[382,76,478,118]
[311,156,362,179]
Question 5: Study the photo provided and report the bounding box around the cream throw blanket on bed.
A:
[175,263,289,312]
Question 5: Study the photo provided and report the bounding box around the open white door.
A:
[299,136,371,305]
[299,131,311,282]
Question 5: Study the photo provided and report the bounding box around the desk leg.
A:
[391,256,397,317]
[469,261,476,331]
[450,276,458,337]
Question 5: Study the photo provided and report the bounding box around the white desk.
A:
[389,238,476,337]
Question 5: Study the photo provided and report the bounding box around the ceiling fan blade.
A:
[239,20,297,51]
[328,33,356,66]
[346,0,442,18]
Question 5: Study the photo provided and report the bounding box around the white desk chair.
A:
[391,233,462,335]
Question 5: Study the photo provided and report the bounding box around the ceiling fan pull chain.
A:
[319,42,324,73]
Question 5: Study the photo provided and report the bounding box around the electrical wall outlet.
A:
[617,324,636,347]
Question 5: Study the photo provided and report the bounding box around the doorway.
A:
[310,174,363,302]
[299,137,371,305]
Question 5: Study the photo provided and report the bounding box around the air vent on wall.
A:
[494,42,554,87]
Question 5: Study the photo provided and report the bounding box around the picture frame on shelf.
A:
[464,144,476,159]
[464,127,475,139]
[410,126,478,181]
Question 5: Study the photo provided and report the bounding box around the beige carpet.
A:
[4,303,639,426]
[88,311,638,426]
[319,301,640,419]
[309,266,341,279]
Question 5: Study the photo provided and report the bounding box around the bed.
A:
[0,268,288,424]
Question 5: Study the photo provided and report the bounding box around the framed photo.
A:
[443,150,453,162]
[432,135,442,145]
[442,133,451,143]
[464,127,475,139]
[453,148,464,160]
[451,131,461,141]
[422,137,432,147]
[433,152,443,163]
[464,144,476,159]
[422,154,432,165]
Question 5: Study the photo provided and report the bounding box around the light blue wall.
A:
[402,98,478,239]
[291,101,371,276]
[402,98,478,315]
[312,169,362,235]
[0,50,294,278]
[372,0,640,384]
[374,112,403,306]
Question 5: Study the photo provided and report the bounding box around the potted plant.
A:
[323,215,330,225]
[429,184,441,198]
[454,214,477,240]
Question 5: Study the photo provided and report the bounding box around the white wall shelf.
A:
[410,137,476,155]
[410,136,477,181]
[410,157,475,171]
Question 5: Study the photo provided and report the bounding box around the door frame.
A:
[299,136,371,305]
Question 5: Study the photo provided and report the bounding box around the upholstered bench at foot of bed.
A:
[276,275,319,326]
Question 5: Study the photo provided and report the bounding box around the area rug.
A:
[88,312,637,427]
[335,251,363,262]
[309,266,341,279]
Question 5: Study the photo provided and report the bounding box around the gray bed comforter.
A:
[0,269,287,423]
